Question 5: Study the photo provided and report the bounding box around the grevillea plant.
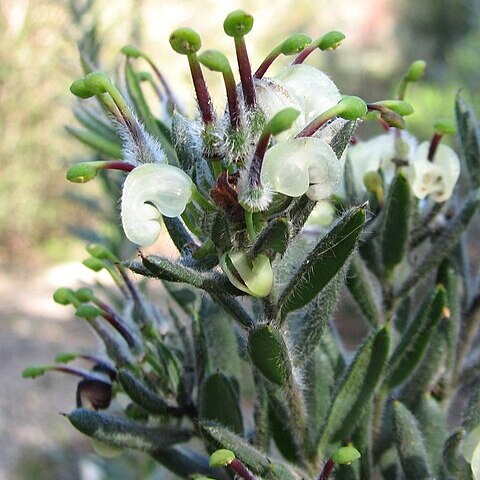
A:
[24,9,480,480]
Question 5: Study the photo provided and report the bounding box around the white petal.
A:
[261,137,341,200]
[275,64,341,124]
[121,163,193,246]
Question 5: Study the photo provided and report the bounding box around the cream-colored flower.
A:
[121,163,194,246]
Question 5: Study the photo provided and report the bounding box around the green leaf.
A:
[68,408,193,451]
[330,121,356,159]
[200,372,244,435]
[65,126,122,159]
[397,190,480,297]
[416,393,448,476]
[443,428,472,478]
[124,59,177,164]
[162,216,196,254]
[386,286,447,388]
[118,369,181,416]
[251,217,290,259]
[393,400,432,480]
[318,326,390,452]
[200,421,271,474]
[248,324,293,386]
[208,292,255,330]
[346,254,382,326]
[278,205,366,314]
[381,173,412,274]
[456,93,480,186]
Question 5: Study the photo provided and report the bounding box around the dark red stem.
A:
[428,132,442,161]
[292,44,316,65]
[187,54,214,124]
[224,70,241,128]
[319,459,335,480]
[248,130,271,187]
[254,51,279,79]
[94,299,136,348]
[52,366,110,383]
[234,36,256,108]
[230,459,257,480]
[104,161,135,172]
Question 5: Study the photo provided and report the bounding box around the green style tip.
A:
[338,96,368,120]
[331,446,361,465]
[434,118,457,136]
[318,31,346,50]
[280,33,312,55]
[121,44,143,59]
[223,10,254,37]
[268,108,300,135]
[70,78,95,99]
[405,60,427,82]
[209,449,236,467]
[198,50,231,74]
[169,28,202,55]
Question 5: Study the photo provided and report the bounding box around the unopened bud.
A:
[318,30,346,50]
[76,304,102,320]
[169,28,201,55]
[223,10,254,37]
[209,449,236,467]
[405,60,427,82]
[280,33,312,55]
[198,50,230,73]
[434,118,456,136]
[337,96,368,120]
[84,71,112,95]
[331,446,361,465]
[70,78,95,99]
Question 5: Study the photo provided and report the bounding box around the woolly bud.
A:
[337,96,368,120]
[223,10,254,37]
[70,78,95,99]
[209,449,236,467]
[169,28,201,55]
[66,161,108,183]
[331,446,361,465]
[198,50,230,73]
[434,118,457,135]
[280,33,312,55]
[405,60,427,82]
[120,44,143,58]
[318,31,346,50]
[84,71,112,95]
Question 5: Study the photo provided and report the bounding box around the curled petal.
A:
[121,163,193,246]
[275,64,341,125]
[261,137,341,200]
[407,142,460,202]
[220,251,273,297]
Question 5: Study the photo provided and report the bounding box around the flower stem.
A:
[187,54,214,124]
[427,132,442,161]
[318,459,335,480]
[230,459,257,480]
[292,44,317,65]
[223,69,241,128]
[254,48,281,79]
[234,36,256,108]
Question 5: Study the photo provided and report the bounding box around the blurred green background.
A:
[0,0,478,478]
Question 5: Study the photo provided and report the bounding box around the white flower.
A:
[405,141,460,202]
[220,251,273,297]
[255,64,341,140]
[260,137,342,201]
[121,163,194,247]
[348,132,417,194]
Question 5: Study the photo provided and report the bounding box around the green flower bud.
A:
[280,33,312,55]
[198,50,230,73]
[169,28,201,55]
[434,118,457,135]
[84,71,112,95]
[75,287,94,303]
[53,287,75,305]
[209,449,236,467]
[268,108,300,136]
[318,30,346,50]
[375,100,414,116]
[331,446,361,465]
[22,366,48,379]
[120,44,143,58]
[363,171,383,193]
[338,96,368,120]
[76,304,102,320]
[86,243,117,261]
[405,60,427,82]
[69,78,95,99]
[223,10,254,37]
[54,352,78,363]
[82,257,105,272]
[66,161,108,183]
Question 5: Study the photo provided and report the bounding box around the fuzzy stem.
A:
[234,36,256,108]
[427,132,443,161]
[187,54,214,124]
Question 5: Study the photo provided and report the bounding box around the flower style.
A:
[405,141,460,203]
[220,251,274,297]
[121,163,194,247]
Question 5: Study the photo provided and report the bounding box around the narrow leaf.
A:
[278,205,366,314]
[65,126,122,158]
